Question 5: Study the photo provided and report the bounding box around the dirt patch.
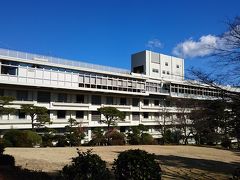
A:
[5,145,240,179]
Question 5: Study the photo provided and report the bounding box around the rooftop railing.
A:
[0,48,130,75]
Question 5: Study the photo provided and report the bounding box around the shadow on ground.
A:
[155,155,240,179]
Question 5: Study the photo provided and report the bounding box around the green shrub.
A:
[0,154,15,166]
[105,130,125,145]
[127,133,140,145]
[3,129,21,147]
[232,167,240,180]
[163,129,182,144]
[3,129,42,147]
[89,128,107,146]
[55,135,69,147]
[141,133,155,145]
[42,133,54,147]
[66,132,84,146]
[113,149,162,180]
[23,130,42,147]
[221,137,232,148]
[127,125,154,145]
[60,149,110,180]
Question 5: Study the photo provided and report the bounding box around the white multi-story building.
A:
[0,48,221,141]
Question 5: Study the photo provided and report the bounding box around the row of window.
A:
[12,111,166,120]
[152,64,180,74]
[1,89,172,107]
[13,110,84,119]
[152,69,170,75]
[0,60,142,86]
[171,84,221,97]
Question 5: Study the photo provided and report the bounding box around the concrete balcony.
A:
[102,104,131,110]
[51,102,91,110]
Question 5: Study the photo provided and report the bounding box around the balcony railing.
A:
[0,48,130,75]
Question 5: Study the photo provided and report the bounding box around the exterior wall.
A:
[131,50,184,81]
[0,48,222,142]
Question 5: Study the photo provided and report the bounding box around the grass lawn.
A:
[4,145,240,179]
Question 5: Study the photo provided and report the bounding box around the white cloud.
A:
[172,35,223,58]
[146,39,163,50]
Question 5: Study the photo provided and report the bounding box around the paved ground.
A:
[5,145,240,179]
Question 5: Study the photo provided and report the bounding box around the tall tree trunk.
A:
[107,122,110,145]
[31,117,34,130]
[162,115,166,145]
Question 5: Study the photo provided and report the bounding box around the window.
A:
[143,112,149,119]
[92,95,101,105]
[92,111,101,121]
[165,62,168,66]
[133,65,144,74]
[18,110,26,119]
[76,111,84,119]
[154,112,159,119]
[1,61,18,75]
[132,112,140,120]
[154,100,159,106]
[106,96,113,105]
[132,98,139,107]
[57,93,67,102]
[76,94,84,103]
[162,70,166,74]
[167,71,170,75]
[152,68,159,73]
[17,90,28,101]
[143,99,149,106]
[57,110,66,119]
[120,98,127,105]
[37,91,50,103]
[176,65,180,68]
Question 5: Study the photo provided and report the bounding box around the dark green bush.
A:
[3,129,21,147]
[127,133,140,145]
[105,130,125,145]
[60,149,110,180]
[141,133,155,145]
[88,128,107,146]
[41,133,54,147]
[221,137,232,148]
[55,135,69,147]
[113,149,162,180]
[3,129,42,147]
[0,154,15,166]
[23,130,42,147]
[127,125,155,145]
[163,129,182,144]
[232,167,240,180]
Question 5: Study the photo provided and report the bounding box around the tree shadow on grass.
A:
[155,155,240,179]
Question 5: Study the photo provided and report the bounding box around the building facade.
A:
[0,48,221,142]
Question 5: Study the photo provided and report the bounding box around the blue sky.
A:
[0,0,239,73]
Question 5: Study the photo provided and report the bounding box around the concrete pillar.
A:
[88,129,92,141]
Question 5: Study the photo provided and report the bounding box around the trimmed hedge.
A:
[113,149,162,180]
[3,129,42,147]
[60,149,110,180]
